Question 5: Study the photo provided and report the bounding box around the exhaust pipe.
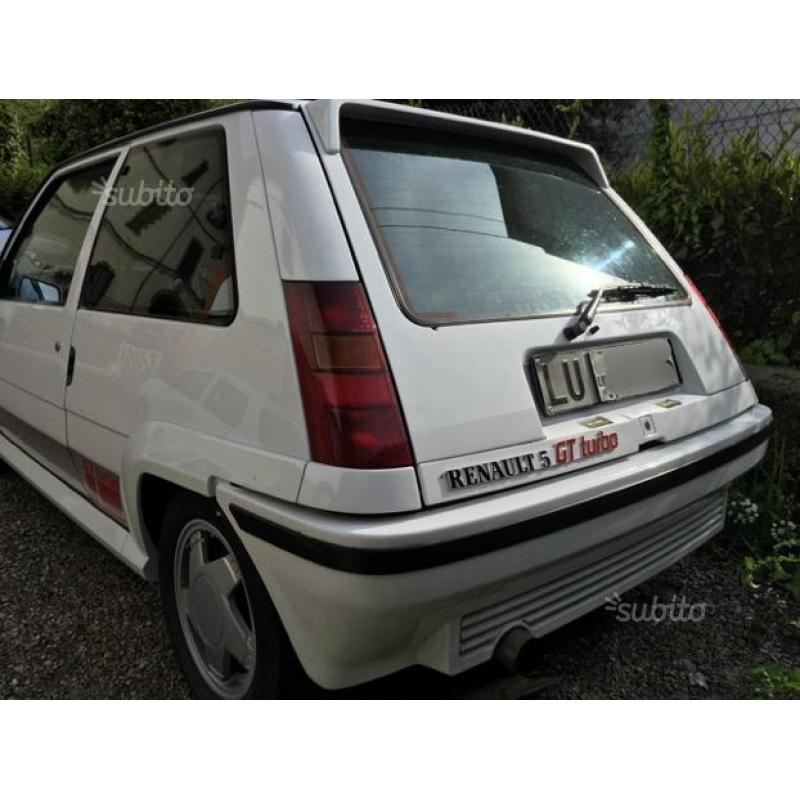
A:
[494,627,538,675]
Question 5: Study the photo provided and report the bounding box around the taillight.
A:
[284,281,413,469]
[683,274,732,346]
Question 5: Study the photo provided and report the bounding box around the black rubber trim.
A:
[230,422,772,575]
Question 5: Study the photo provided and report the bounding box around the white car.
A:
[0,100,771,698]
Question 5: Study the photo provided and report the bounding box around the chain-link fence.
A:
[401,100,800,169]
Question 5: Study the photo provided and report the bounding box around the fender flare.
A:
[121,421,306,576]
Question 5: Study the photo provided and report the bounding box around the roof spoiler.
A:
[303,99,609,189]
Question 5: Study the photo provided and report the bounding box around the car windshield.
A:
[343,120,685,324]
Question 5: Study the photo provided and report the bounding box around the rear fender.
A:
[121,422,306,572]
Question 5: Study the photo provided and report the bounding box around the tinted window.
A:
[82,128,236,324]
[343,120,685,324]
[0,161,114,306]
[0,228,13,257]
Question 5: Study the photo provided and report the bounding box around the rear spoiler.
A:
[303,99,610,189]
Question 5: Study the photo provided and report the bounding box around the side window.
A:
[0,161,115,306]
[81,127,237,325]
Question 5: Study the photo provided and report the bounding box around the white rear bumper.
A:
[218,404,771,689]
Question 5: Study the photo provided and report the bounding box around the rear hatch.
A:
[312,105,751,506]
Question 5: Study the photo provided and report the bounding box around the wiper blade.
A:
[602,283,678,301]
[563,283,677,341]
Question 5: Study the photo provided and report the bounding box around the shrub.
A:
[0,161,50,223]
[752,663,800,699]
[0,101,25,166]
[614,101,800,365]
[727,433,800,599]
[0,100,224,221]
[32,99,219,164]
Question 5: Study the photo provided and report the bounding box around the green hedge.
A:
[0,161,50,224]
[614,100,800,366]
[0,102,24,166]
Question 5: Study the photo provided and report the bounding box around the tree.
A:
[0,101,24,165]
[33,100,220,163]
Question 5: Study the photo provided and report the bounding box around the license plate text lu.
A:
[533,338,679,416]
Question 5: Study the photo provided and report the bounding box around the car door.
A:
[65,123,244,523]
[0,156,118,486]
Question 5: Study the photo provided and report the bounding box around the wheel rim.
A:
[174,519,257,698]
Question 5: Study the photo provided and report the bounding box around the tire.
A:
[159,494,300,698]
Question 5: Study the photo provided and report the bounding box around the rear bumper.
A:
[218,404,771,689]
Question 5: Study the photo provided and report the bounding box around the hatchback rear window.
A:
[342,120,685,324]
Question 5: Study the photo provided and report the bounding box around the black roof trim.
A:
[54,100,299,170]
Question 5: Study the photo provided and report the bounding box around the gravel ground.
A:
[2,464,798,699]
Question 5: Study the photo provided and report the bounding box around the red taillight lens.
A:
[284,281,413,469]
[683,274,732,346]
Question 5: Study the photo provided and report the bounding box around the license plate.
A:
[532,338,679,416]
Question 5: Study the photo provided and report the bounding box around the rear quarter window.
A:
[342,120,685,325]
[81,126,236,325]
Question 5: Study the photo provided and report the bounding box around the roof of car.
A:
[55,100,300,170]
[53,99,608,189]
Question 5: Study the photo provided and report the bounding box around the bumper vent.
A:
[459,491,726,658]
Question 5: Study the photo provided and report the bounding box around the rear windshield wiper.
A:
[564,283,678,341]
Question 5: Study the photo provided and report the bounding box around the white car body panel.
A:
[417,381,757,505]
[252,110,359,283]
[297,461,420,514]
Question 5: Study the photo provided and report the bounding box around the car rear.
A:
[332,108,755,502]
[225,102,772,689]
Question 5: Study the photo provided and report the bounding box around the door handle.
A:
[66,346,76,386]
[54,341,61,353]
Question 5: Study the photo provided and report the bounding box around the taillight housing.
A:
[683,274,733,346]
[284,281,413,469]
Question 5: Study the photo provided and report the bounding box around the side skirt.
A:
[0,432,149,577]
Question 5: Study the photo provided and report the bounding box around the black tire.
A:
[159,493,301,699]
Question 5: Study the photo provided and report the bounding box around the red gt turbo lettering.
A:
[443,430,619,491]
[555,430,619,465]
